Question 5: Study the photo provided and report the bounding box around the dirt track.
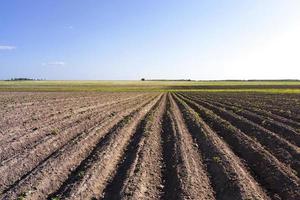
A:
[0,92,300,200]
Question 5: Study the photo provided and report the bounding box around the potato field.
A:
[0,91,299,200]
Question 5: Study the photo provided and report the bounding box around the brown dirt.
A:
[0,91,300,200]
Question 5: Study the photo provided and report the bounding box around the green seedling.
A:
[77,170,85,178]
[212,156,221,163]
[17,192,27,200]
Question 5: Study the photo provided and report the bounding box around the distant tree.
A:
[141,78,145,81]
[9,77,35,81]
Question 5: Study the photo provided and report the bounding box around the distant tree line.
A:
[5,78,46,81]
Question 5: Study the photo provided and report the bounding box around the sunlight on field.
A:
[1,80,300,93]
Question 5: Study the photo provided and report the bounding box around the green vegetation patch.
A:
[0,80,300,93]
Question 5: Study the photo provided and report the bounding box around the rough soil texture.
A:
[0,91,300,200]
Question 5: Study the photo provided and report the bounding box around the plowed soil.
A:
[0,91,300,200]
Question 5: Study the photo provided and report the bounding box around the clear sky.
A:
[1,0,300,80]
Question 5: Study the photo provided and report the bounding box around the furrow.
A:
[173,93,270,200]
[110,94,167,200]
[191,93,300,139]
[206,96,300,130]
[0,93,147,149]
[101,97,162,200]
[182,93,300,176]
[0,94,160,200]
[0,95,154,194]
[0,93,127,134]
[0,94,151,162]
[48,94,162,200]
[163,93,215,200]
[206,94,300,128]
[0,95,151,166]
[204,99,300,147]
[176,93,300,200]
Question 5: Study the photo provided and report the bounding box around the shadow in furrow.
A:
[173,94,244,200]
[1,147,59,195]
[102,96,164,200]
[47,113,135,200]
[1,127,86,195]
[101,115,147,200]
[160,108,182,200]
[176,93,300,200]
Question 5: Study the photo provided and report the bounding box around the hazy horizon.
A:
[1,0,300,80]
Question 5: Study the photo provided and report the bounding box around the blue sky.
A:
[1,0,300,80]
